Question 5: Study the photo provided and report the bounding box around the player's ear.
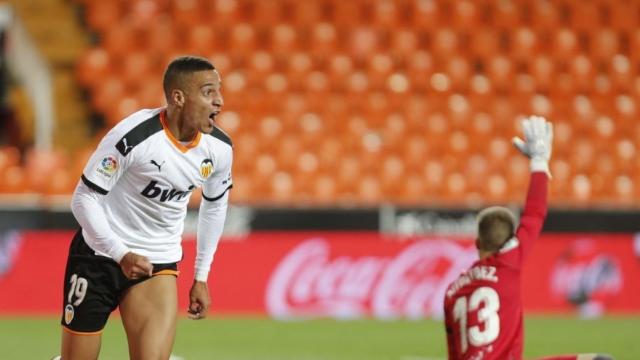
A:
[171,89,185,107]
[475,238,481,250]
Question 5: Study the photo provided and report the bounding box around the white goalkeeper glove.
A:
[512,115,553,177]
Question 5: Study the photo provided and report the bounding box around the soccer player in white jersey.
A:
[58,56,233,359]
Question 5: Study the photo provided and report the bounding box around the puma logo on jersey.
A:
[150,160,165,172]
[141,181,196,202]
[116,137,135,156]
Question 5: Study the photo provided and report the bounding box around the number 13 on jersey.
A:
[452,286,501,354]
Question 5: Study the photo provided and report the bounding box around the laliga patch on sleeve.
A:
[95,155,118,178]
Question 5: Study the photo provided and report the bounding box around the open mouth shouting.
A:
[209,111,220,126]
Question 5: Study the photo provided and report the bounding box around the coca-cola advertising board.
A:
[0,231,639,316]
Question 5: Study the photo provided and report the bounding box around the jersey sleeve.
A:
[443,296,458,359]
[202,144,233,201]
[513,171,549,264]
[81,126,134,194]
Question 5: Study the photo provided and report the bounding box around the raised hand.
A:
[512,115,553,176]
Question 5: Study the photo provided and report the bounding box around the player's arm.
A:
[189,144,233,319]
[443,302,458,359]
[73,124,152,279]
[511,116,553,260]
[71,183,152,279]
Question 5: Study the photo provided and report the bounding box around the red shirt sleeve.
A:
[514,172,548,264]
[443,297,458,359]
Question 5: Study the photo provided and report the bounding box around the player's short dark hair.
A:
[476,206,516,253]
[162,55,216,99]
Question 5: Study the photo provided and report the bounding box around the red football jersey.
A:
[444,172,548,360]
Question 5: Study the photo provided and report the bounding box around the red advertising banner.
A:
[0,231,638,317]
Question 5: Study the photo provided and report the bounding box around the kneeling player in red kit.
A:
[443,116,613,360]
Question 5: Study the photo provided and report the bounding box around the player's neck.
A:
[165,107,198,142]
[478,250,493,260]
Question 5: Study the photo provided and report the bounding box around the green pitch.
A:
[0,315,638,359]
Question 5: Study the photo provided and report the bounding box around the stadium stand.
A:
[1,0,639,207]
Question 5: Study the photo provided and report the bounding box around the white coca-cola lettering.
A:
[266,238,477,319]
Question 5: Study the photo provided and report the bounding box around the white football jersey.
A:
[80,108,233,263]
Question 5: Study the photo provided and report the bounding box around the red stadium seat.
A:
[463,152,488,189]
[121,50,155,89]
[411,0,441,32]
[485,173,511,204]
[443,172,467,205]
[23,149,68,193]
[286,52,314,91]
[432,28,460,60]
[91,74,125,114]
[270,24,298,57]
[402,135,428,169]
[509,27,538,64]
[348,26,380,62]
[108,96,141,126]
[312,173,338,204]
[371,0,402,28]
[612,175,635,205]
[186,24,218,55]
[530,1,561,31]
[270,171,295,204]
[607,2,638,33]
[609,55,633,92]
[398,172,427,204]
[227,23,257,58]
[204,0,242,27]
[589,28,620,65]
[446,56,472,92]
[380,154,405,197]
[490,0,520,29]
[405,50,433,92]
[250,1,284,27]
[76,48,111,89]
[567,0,602,33]
[329,0,364,27]
[326,53,353,92]
[422,159,445,199]
[102,22,139,58]
[389,29,419,61]
[85,1,122,33]
[0,165,29,193]
[366,52,395,90]
[142,20,179,56]
[290,0,326,26]
[43,168,76,195]
[129,0,167,28]
[528,55,555,93]
[484,55,514,92]
[446,94,472,129]
[552,28,581,62]
[136,83,165,109]
[451,0,479,30]
[356,174,383,205]
[571,174,593,203]
[170,0,201,27]
[569,55,595,93]
[336,154,363,196]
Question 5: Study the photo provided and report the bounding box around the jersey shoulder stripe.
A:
[115,113,163,156]
[208,126,233,147]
